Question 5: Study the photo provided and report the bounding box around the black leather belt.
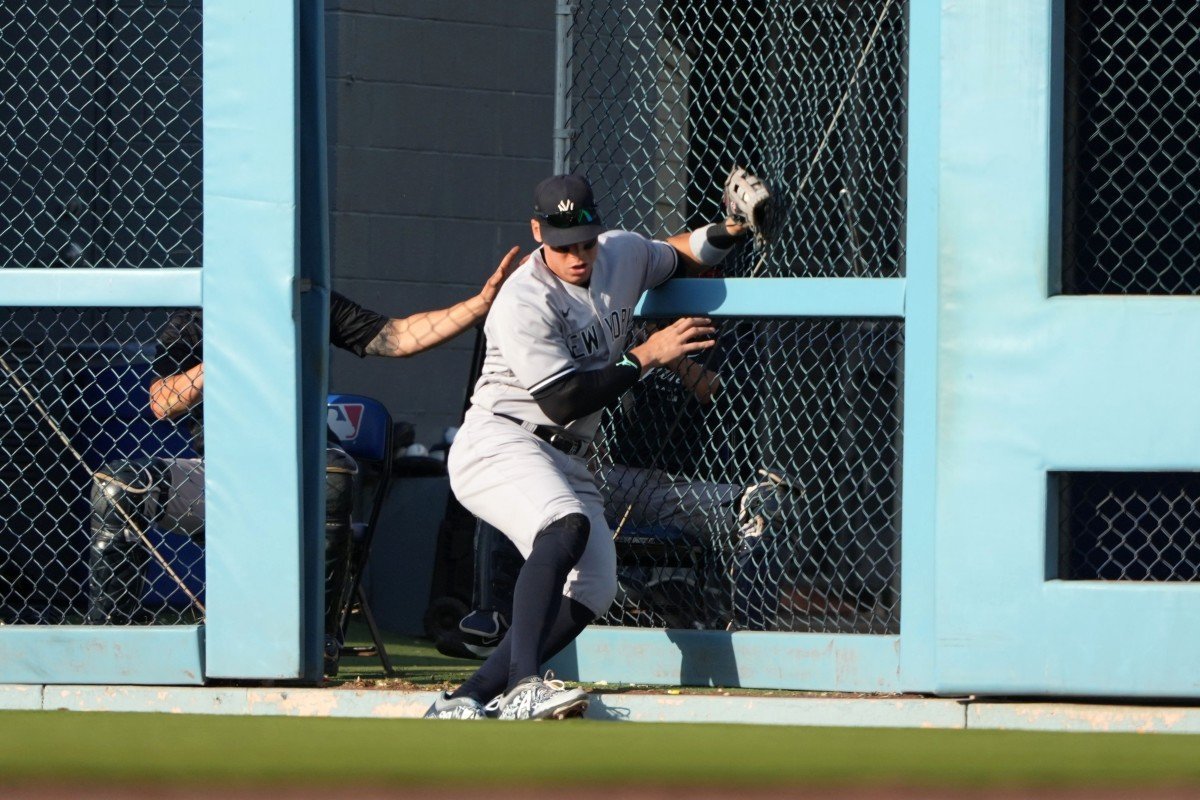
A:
[493,412,590,457]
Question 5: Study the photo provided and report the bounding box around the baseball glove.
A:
[723,166,774,244]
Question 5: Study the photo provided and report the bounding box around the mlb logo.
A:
[327,403,364,442]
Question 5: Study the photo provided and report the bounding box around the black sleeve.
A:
[533,354,642,426]
[329,291,389,357]
[153,310,203,381]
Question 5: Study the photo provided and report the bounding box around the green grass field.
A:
[1,710,1198,792]
[3,627,1196,794]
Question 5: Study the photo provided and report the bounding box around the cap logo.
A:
[557,199,575,212]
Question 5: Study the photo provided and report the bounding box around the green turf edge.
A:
[0,711,1198,789]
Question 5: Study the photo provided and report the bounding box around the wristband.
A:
[706,222,743,249]
[689,223,738,266]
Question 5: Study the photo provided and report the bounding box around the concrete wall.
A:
[324,1,555,445]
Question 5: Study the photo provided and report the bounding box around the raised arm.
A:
[364,246,521,358]
[665,218,751,276]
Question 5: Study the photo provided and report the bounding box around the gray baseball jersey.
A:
[471,229,678,440]
[449,229,679,614]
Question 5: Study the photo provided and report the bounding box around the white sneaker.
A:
[423,691,486,720]
[492,672,589,720]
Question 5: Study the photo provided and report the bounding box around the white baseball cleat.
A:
[489,672,589,720]
[423,691,487,720]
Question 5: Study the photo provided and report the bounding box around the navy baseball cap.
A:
[533,174,605,247]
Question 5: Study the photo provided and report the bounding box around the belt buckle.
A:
[549,432,582,456]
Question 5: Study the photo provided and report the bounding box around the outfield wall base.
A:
[3,685,1200,734]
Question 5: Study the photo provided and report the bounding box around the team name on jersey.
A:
[566,306,633,359]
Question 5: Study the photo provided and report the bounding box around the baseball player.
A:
[445,352,734,659]
[426,173,760,720]
[84,248,520,677]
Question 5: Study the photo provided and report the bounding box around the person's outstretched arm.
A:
[365,246,521,358]
[534,317,717,425]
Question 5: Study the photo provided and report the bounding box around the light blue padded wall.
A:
[203,0,324,679]
[934,0,1200,696]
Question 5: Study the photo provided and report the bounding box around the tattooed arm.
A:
[364,246,522,358]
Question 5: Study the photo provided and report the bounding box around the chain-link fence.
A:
[562,0,907,279]
[1057,4,1200,583]
[1056,472,1200,582]
[559,1,907,633]
[1,1,205,625]
[1062,2,1200,294]
[594,318,902,634]
[0,308,205,625]
[0,1,203,270]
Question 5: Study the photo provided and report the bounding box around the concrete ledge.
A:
[41,686,438,719]
[5,685,1200,734]
[968,701,1200,735]
[0,685,43,710]
[587,693,966,728]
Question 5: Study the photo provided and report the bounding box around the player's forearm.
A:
[149,363,204,420]
[668,221,748,276]
[365,295,489,358]
[666,232,709,276]
[534,355,643,425]
[666,356,720,404]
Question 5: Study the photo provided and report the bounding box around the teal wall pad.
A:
[548,628,903,693]
[896,0,941,693]
[638,278,905,319]
[934,0,1200,697]
[202,0,308,678]
[0,686,41,710]
[587,694,965,728]
[0,269,202,308]
[967,702,1200,735]
[0,627,203,685]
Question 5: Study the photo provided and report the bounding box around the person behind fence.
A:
[84,248,521,675]
[425,174,760,721]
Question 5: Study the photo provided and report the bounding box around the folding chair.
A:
[327,393,396,675]
[614,524,715,630]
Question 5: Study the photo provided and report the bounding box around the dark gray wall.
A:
[324,1,554,446]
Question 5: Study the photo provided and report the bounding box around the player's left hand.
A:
[480,246,522,306]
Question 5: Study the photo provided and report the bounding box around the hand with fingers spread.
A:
[629,316,717,371]
[365,246,524,357]
[478,246,523,307]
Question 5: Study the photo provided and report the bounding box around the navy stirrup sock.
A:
[449,513,592,703]
[450,596,595,704]
[506,514,589,687]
